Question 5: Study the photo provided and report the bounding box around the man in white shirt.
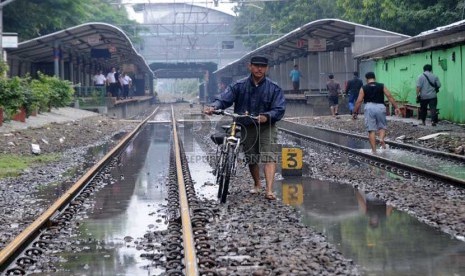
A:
[93,70,106,95]
[120,72,132,99]
[106,67,118,97]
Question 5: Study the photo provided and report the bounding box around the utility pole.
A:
[0,0,17,62]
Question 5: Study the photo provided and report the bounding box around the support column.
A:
[53,41,60,77]
[60,53,64,79]
[69,53,74,83]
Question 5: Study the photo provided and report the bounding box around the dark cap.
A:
[250,56,268,65]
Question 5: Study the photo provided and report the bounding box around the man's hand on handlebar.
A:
[203,106,215,115]
[205,109,266,123]
[256,114,268,123]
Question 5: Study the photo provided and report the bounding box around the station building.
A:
[356,20,465,124]
[213,19,409,117]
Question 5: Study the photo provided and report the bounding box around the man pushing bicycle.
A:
[204,56,286,200]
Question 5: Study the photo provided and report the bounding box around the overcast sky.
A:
[122,0,237,22]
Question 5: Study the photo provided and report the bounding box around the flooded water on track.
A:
[179,123,218,200]
[279,121,465,180]
[274,177,465,276]
[45,123,171,275]
[182,123,465,276]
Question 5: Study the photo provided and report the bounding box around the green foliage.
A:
[390,80,415,103]
[232,0,464,48]
[0,153,60,179]
[0,77,26,119]
[336,0,462,36]
[0,72,75,119]
[29,77,51,113]
[3,0,142,43]
[0,60,9,77]
[38,73,75,108]
[233,0,339,49]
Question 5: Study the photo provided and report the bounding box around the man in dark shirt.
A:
[204,56,286,200]
[345,72,363,115]
[326,74,341,117]
[353,72,400,153]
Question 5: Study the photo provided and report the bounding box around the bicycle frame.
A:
[211,110,254,203]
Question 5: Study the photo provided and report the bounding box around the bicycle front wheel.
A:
[219,145,235,203]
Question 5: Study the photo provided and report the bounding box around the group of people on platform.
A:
[93,67,133,100]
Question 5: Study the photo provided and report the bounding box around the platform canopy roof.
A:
[214,18,409,76]
[6,22,153,77]
[355,20,465,60]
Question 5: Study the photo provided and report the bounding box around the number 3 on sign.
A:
[281,148,303,169]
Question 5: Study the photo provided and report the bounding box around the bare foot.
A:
[380,140,386,149]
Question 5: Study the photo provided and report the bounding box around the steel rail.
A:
[0,107,159,270]
[303,122,465,162]
[278,122,465,187]
[171,106,199,276]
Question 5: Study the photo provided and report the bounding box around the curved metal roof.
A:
[355,20,465,60]
[6,22,153,77]
[214,18,409,75]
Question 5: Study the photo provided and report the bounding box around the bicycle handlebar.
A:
[212,109,259,120]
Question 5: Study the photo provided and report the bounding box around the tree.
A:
[336,0,463,36]
[232,0,339,49]
[3,0,141,43]
[233,0,464,49]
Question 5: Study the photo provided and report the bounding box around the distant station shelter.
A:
[5,22,154,96]
[356,20,465,124]
[213,19,409,116]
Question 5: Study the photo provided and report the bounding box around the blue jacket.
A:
[210,75,286,124]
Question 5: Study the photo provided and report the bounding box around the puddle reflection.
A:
[276,177,465,275]
[45,124,170,275]
[179,122,217,200]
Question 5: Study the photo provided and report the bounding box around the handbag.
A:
[423,73,439,93]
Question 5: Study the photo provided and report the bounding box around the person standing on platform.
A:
[120,72,132,99]
[416,64,441,126]
[353,72,400,153]
[289,64,302,91]
[203,56,286,201]
[326,74,342,118]
[106,67,118,98]
[345,72,363,115]
[93,70,106,86]
[114,68,122,100]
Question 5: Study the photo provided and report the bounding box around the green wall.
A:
[372,46,465,123]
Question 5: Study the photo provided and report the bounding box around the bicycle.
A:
[210,110,256,203]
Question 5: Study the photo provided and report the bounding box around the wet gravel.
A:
[289,115,465,155]
[0,115,138,250]
[1,105,464,275]
[283,115,465,240]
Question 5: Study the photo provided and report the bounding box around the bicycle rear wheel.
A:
[219,146,235,203]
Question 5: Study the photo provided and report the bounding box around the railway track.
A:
[1,106,463,275]
[279,120,465,187]
[0,105,220,275]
